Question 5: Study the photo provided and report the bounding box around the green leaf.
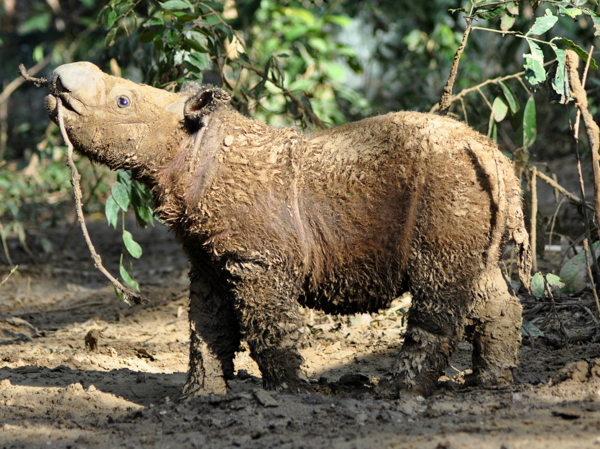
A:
[281,7,315,25]
[187,52,211,71]
[284,24,309,41]
[122,230,143,258]
[531,272,545,297]
[501,14,516,32]
[545,273,564,290]
[521,319,544,337]
[325,15,351,27]
[549,45,571,104]
[117,169,132,185]
[185,30,208,52]
[131,183,154,228]
[119,255,140,291]
[523,95,537,149]
[499,81,519,114]
[105,28,117,47]
[558,5,582,18]
[475,3,506,20]
[526,9,558,36]
[581,9,600,37]
[523,40,546,86]
[160,0,193,11]
[488,116,498,142]
[105,195,119,229]
[19,12,51,33]
[559,38,598,70]
[559,242,600,294]
[32,45,44,64]
[143,17,165,28]
[111,182,130,211]
[492,96,509,122]
[308,37,328,54]
[107,9,117,28]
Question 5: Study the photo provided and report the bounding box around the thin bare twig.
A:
[55,102,145,306]
[583,238,600,318]
[0,54,52,106]
[530,166,538,272]
[548,197,566,247]
[430,62,552,114]
[0,220,13,266]
[534,169,588,208]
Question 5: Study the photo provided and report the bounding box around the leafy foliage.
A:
[103,170,153,289]
[98,0,365,127]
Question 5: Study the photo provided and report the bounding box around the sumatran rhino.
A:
[43,61,531,397]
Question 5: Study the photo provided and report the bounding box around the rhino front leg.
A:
[181,269,240,399]
[231,265,307,392]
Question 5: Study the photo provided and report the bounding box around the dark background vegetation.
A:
[1,0,599,289]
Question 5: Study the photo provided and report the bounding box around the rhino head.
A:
[45,62,231,183]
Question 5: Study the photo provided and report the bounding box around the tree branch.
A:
[438,16,473,116]
[55,102,146,305]
[566,50,600,245]
[0,54,53,106]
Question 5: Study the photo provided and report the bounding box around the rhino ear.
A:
[184,85,231,127]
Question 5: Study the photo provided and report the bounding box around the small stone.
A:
[355,412,368,425]
[224,135,234,146]
[253,389,279,407]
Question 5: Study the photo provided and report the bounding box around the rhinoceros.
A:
[43,62,530,397]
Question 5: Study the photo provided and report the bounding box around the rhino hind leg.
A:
[181,270,241,399]
[468,267,522,387]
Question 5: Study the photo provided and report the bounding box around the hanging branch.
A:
[437,16,473,116]
[565,48,600,312]
[56,103,146,305]
[565,50,600,243]
[18,65,145,305]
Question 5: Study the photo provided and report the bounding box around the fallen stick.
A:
[0,265,18,286]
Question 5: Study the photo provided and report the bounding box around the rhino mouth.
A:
[45,92,83,122]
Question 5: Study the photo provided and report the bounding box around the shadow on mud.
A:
[1,338,593,406]
[0,364,186,407]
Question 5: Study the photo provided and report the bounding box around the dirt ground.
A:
[2,220,600,449]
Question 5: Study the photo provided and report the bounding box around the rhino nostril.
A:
[54,75,69,94]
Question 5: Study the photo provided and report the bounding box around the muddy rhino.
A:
[43,62,531,397]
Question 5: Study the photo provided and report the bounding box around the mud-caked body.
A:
[44,62,531,396]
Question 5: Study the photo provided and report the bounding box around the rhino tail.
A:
[506,174,532,292]
[468,140,532,292]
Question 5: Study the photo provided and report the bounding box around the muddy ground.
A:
[1,219,600,449]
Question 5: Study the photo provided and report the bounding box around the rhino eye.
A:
[116,95,131,108]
